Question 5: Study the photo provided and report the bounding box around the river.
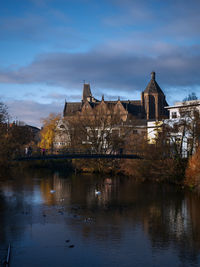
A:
[0,168,200,266]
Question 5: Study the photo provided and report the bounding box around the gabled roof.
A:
[82,100,94,111]
[144,72,164,94]
[63,102,82,116]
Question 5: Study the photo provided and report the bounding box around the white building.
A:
[165,100,200,157]
[166,100,200,120]
[147,100,200,157]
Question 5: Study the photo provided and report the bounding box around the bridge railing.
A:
[15,147,144,160]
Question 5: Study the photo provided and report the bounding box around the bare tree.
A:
[66,106,126,154]
[157,102,200,158]
[0,101,9,124]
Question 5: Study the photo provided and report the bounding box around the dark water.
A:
[0,169,200,267]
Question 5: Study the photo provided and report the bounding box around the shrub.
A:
[184,148,200,190]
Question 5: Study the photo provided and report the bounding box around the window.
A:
[172,112,177,118]
[133,129,137,134]
[180,110,191,118]
[175,137,181,144]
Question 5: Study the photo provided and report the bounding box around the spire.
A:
[144,72,164,94]
[102,94,104,101]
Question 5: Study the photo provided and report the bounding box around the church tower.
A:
[142,72,168,120]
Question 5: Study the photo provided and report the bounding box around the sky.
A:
[0,0,200,127]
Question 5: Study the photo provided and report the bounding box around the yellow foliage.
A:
[39,113,61,150]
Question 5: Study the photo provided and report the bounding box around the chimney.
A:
[151,71,155,80]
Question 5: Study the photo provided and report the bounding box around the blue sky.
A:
[0,0,200,127]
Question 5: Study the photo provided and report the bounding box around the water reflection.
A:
[0,169,200,266]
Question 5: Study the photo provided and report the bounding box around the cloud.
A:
[1,0,200,109]
[0,15,47,41]
[0,10,85,49]
[43,93,68,100]
[103,0,200,42]
[0,42,200,96]
[43,93,82,102]
[103,0,154,26]
[6,100,63,127]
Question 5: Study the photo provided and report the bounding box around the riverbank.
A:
[0,159,73,180]
[0,156,191,188]
[71,157,188,183]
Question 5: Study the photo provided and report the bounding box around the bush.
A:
[120,158,186,183]
[184,148,200,190]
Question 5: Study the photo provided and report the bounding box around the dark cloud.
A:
[0,43,200,96]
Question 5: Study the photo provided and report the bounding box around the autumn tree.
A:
[0,100,34,166]
[184,147,200,190]
[39,113,61,152]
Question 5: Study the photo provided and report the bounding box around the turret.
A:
[82,83,92,102]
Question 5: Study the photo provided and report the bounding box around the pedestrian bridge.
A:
[15,152,143,161]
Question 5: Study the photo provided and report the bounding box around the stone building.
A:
[55,72,169,151]
[63,72,168,122]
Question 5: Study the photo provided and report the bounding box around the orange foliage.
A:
[185,147,200,189]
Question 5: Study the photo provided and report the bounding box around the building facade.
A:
[63,72,168,122]
[55,72,169,151]
[147,100,200,157]
[165,100,200,157]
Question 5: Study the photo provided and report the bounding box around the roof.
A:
[104,100,142,116]
[166,100,200,109]
[63,102,82,116]
[63,99,143,118]
[122,101,142,116]
[144,72,164,94]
